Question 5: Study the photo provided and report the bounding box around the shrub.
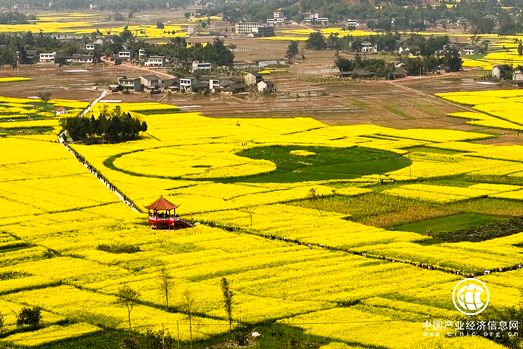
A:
[17,307,41,329]
[97,243,141,254]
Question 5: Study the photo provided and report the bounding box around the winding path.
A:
[58,89,142,213]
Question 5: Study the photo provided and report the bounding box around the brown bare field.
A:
[0,36,518,145]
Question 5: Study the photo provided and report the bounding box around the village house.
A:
[514,68,523,86]
[55,107,69,115]
[243,72,263,86]
[118,51,132,60]
[257,80,276,93]
[24,49,38,64]
[221,79,247,94]
[85,43,95,51]
[179,78,193,92]
[39,52,56,64]
[398,47,412,57]
[303,13,329,25]
[492,64,512,79]
[347,19,359,30]
[66,54,96,64]
[461,46,477,55]
[144,56,166,67]
[141,75,163,90]
[114,76,142,92]
[191,61,212,73]
[209,78,221,91]
[138,48,147,60]
[267,10,285,25]
[235,22,275,37]
[361,42,378,54]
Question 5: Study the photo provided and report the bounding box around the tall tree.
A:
[286,41,299,60]
[182,290,195,347]
[117,285,141,335]
[220,277,234,333]
[305,32,327,50]
[159,266,173,308]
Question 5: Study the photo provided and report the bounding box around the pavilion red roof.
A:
[145,196,179,211]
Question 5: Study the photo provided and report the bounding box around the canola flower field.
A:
[0,12,189,39]
[1,88,523,348]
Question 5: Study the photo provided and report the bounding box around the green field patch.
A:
[403,146,466,155]
[0,126,55,136]
[105,145,411,183]
[393,213,501,235]
[215,145,411,183]
[134,108,180,115]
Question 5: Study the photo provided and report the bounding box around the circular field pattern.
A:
[226,145,411,183]
[105,145,411,183]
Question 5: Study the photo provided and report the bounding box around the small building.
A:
[118,51,131,60]
[85,43,96,51]
[179,78,193,91]
[144,56,166,67]
[361,42,378,54]
[235,22,275,37]
[461,46,477,55]
[303,13,328,25]
[141,75,163,90]
[492,65,503,79]
[388,68,407,80]
[145,196,192,230]
[24,49,37,63]
[117,76,142,91]
[209,79,221,90]
[514,68,523,86]
[222,80,247,93]
[138,48,147,60]
[191,61,212,73]
[67,54,96,64]
[146,196,178,230]
[39,52,56,64]
[257,80,276,93]
[347,19,359,30]
[55,107,69,115]
[398,47,412,57]
[244,72,263,86]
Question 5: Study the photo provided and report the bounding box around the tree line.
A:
[305,31,452,55]
[60,107,147,143]
[0,11,35,24]
[0,27,235,68]
[199,0,523,35]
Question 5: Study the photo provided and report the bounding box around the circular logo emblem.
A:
[452,278,490,316]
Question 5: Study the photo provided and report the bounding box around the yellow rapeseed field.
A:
[1,94,523,348]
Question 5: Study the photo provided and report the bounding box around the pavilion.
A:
[145,196,179,230]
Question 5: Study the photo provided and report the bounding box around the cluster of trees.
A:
[335,55,394,77]
[0,0,191,10]
[402,47,462,75]
[0,11,35,24]
[0,25,235,68]
[305,31,451,55]
[334,46,461,78]
[60,107,147,143]
[199,0,523,35]
[305,31,402,52]
[119,34,235,66]
[0,32,64,66]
